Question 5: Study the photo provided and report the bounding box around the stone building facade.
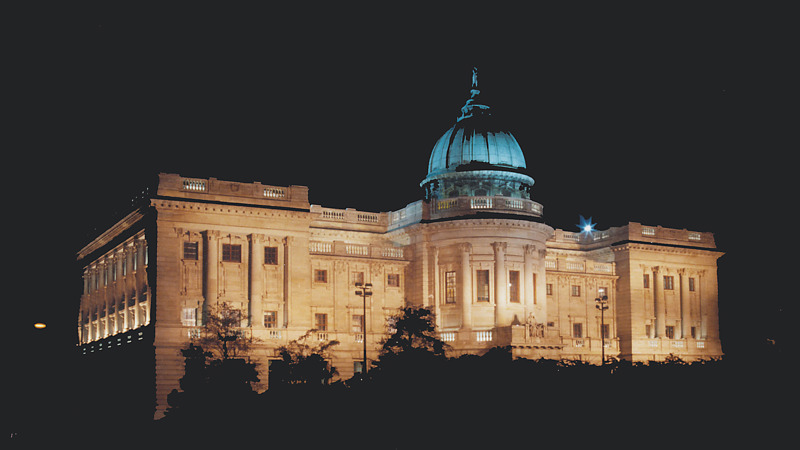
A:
[76,72,723,418]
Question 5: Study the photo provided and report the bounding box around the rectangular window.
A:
[354,360,365,374]
[691,326,697,339]
[509,270,520,302]
[352,271,364,286]
[643,274,650,289]
[476,270,490,302]
[665,325,675,339]
[352,314,364,333]
[598,286,608,299]
[573,323,583,338]
[601,324,610,340]
[183,242,199,260]
[264,311,277,328]
[315,313,328,331]
[571,285,581,297]
[314,269,328,283]
[546,283,553,296]
[264,246,278,265]
[387,273,400,287]
[222,244,242,262]
[645,324,652,337]
[122,258,127,276]
[445,271,457,304]
[689,277,696,292]
[664,276,674,290]
[181,308,197,327]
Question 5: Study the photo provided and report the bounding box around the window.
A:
[315,313,328,331]
[643,274,650,289]
[546,283,553,296]
[601,324,610,340]
[665,325,675,339]
[445,271,456,304]
[222,244,241,262]
[691,326,697,339]
[314,269,328,283]
[352,314,364,333]
[571,285,581,297]
[664,276,674,290]
[387,273,400,287]
[181,308,197,327]
[572,323,583,338]
[689,277,696,292]
[352,271,364,286]
[264,311,277,328]
[598,286,607,299]
[183,242,199,260]
[264,246,278,265]
[645,324,652,337]
[476,270,490,302]
[122,258,127,276]
[509,270,520,302]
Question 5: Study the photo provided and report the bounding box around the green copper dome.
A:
[421,68,534,201]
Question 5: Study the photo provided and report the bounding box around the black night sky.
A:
[6,2,794,429]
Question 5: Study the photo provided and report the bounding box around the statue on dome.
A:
[471,66,478,89]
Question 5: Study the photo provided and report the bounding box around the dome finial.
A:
[458,66,489,122]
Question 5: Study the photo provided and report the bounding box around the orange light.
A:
[34,323,47,329]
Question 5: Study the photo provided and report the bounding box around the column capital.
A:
[524,244,537,257]
[491,241,508,253]
[650,265,661,274]
[459,242,472,254]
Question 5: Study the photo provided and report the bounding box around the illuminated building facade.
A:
[76,71,723,418]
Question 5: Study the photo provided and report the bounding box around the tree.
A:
[196,302,258,360]
[165,302,261,422]
[371,306,448,381]
[269,330,339,388]
[381,306,446,356]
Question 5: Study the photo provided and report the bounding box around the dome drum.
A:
[422,170,534,200]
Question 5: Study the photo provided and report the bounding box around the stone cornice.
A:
[611,241,725,258]
[152,198,311,221]
[77,209,145,261]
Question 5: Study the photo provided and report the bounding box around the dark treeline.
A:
[152,307,789,448]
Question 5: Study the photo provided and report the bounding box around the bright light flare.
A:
[34,323,47,329]
[577,215,597,235]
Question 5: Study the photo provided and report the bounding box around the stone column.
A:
[249,234,264,328]
[679,269,691,338]
[283,236,293,328]
[523,245,536,311]
[492,242,508,325]
[652,266,666,338]
[433,246,441,330]
[460,243,472,330]
[203,230,219,323]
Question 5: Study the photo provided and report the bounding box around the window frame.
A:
[222,244,242,263]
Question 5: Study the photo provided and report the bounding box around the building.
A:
[76,70,723,418]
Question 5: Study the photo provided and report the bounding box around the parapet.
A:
[156,173,309,210]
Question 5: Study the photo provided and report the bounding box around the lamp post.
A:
[354,282,373,377]
[595,295,609,365]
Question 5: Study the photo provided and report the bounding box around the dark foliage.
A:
[164,343,259,425]
[150,308,791,448]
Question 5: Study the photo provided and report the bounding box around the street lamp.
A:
[595,295,609,365]
[354,282,373,377]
